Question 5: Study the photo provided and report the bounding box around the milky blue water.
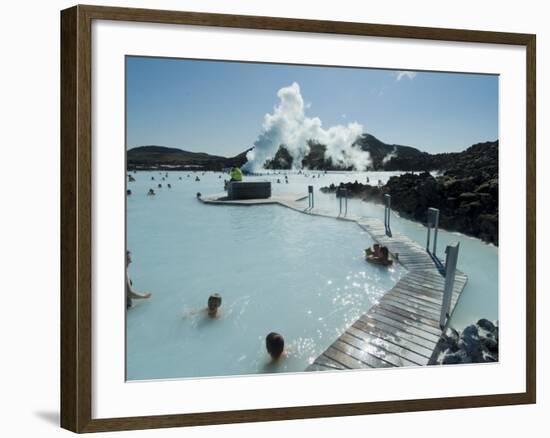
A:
[126,170,405,380]
[126,170,498,380]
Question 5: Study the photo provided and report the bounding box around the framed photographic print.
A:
[60,4,536,433]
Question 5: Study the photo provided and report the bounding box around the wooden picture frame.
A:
[60,4,536,433]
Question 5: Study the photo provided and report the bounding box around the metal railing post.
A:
[426,208,440,255]
[432,208,440,255]
[440,242,460,329]
[384,194,391,235]
[308,185,314,210]
[343,188,348,216]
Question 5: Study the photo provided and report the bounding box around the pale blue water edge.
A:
[126,170,498,380]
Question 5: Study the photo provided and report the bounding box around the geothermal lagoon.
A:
[126,170,498,380]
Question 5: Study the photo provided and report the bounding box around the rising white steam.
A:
[243,82,369,172]
[382,147,398,165]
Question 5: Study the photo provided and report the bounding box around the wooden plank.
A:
[323,346,372,369]
[349,322,433,360]
[344,327,428,365]
[373,306,442,337]
[309,354,346,371]
[392,284,460,310]
[391,287,445,308]
[392,285,446,306]
[382,295,442,321]
[378,301,441,329]
[367,309,441,343]
[389,289,455,314]
[332,340,395,368]
[339,333,419,367]
[354,317,436,354]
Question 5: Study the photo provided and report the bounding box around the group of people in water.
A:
[126,249,287,361]
[365,243,394,266]
[127,170,206,196]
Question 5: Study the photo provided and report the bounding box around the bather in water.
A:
[126,250,152,309]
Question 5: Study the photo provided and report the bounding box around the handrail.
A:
[440,242,460,329]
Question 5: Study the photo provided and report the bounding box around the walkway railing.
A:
[440,242,460,329]
[307,185,314,211]
[383,194,392,236]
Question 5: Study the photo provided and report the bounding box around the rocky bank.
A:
[321,141,499,245]
[430,319,499,365]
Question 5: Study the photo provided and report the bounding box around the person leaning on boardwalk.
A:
[229,166,243,182]
[126,250,152,309]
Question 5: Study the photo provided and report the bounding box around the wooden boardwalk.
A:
[199,192,468,370]
[307,219,468,371]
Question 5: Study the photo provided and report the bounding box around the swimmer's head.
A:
[266,332,285,359]
[207,293,222,316]
[126,250,132,266]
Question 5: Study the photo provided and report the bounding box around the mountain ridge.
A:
[127,134,497,172]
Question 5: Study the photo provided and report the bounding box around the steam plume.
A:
[243,83,369,172]
[382,147,398,165]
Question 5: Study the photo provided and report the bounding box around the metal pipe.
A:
[432,209,440,255]
[382,194,392,235]
[343,188,348,216]
[440,242,460,329]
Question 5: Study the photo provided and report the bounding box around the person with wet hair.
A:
[207,293,222,317]
[266,332,285,359]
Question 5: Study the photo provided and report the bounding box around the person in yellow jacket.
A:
[229,166,243,182]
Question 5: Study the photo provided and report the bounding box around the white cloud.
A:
[395,71,417,81]
[243,82,370,172]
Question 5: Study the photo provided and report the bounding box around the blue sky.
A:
[126,56,498,157]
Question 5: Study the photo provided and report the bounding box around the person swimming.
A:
[147,188,155,196]
[365,243,382,258]
[266,332,285,360]
[126,189,132,196]
[207,293,222,317]
[126,250,152,309]
[366,245,393,266]
[182,293,222,320]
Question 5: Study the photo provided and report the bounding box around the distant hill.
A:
[128,134,496,172]
[264,133,466,171]
[127,145,250,171]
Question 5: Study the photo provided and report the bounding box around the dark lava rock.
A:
[477,318,496,332]
[430,320,499,365]
[321,141,498,244]
[442,351,466,365]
